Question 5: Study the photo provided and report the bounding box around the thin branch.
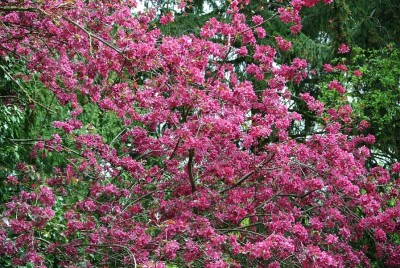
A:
[122,190,158,212]
[169,138,181,160]
[235,222,263,229]
[0,95,19,99]
[44,144,97,180]
[209,46,232,85]
[188,148,196,193]
[8,138,43,142]
[61,16,129,61]
[35,237,70,260]
[0,43,28,61]
[254,190,283,211]
[218,228,267,238]
[219,169,255,194]
[238,13,278,34]
[300,204,323,215]
[0,6,37,12]
[0,64,56,113]
[74,243,137,268]
[110,127,127,146]
[276,190,316,199]
[220,152,275,194]
[133,150,153,160]
[291,160,322,175]
[237,213,272,224]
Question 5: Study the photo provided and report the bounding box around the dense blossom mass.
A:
[0,0,399,267]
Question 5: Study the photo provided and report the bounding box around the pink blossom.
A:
[39,187,55,207]
[278,7,293,24]
[354,69,363,77]
[338,43,350,54]
[358,120,370,130]
[328,80,346,94]
[324,63,334,72]
[254,27,266,38]
[392,163,400,173]
[290,24,302,34]
[268,261,281,268]
[374,229,387,242]
[252,15,264,25]
[335,63,348,72]
[163,240,180,260]
[275,36,292,51]
[325,234,338,244]
[7,175,19,185]
[302,0,321,7]
[300,92,324,115]
[236,46,248,56]
[160,12,174,25]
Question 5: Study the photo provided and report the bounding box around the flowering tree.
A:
[0,0,399,267]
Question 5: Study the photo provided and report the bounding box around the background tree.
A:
[299,0,400,165]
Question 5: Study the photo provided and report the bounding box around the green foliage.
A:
[351,45,400,164]
[301,0,400,49]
